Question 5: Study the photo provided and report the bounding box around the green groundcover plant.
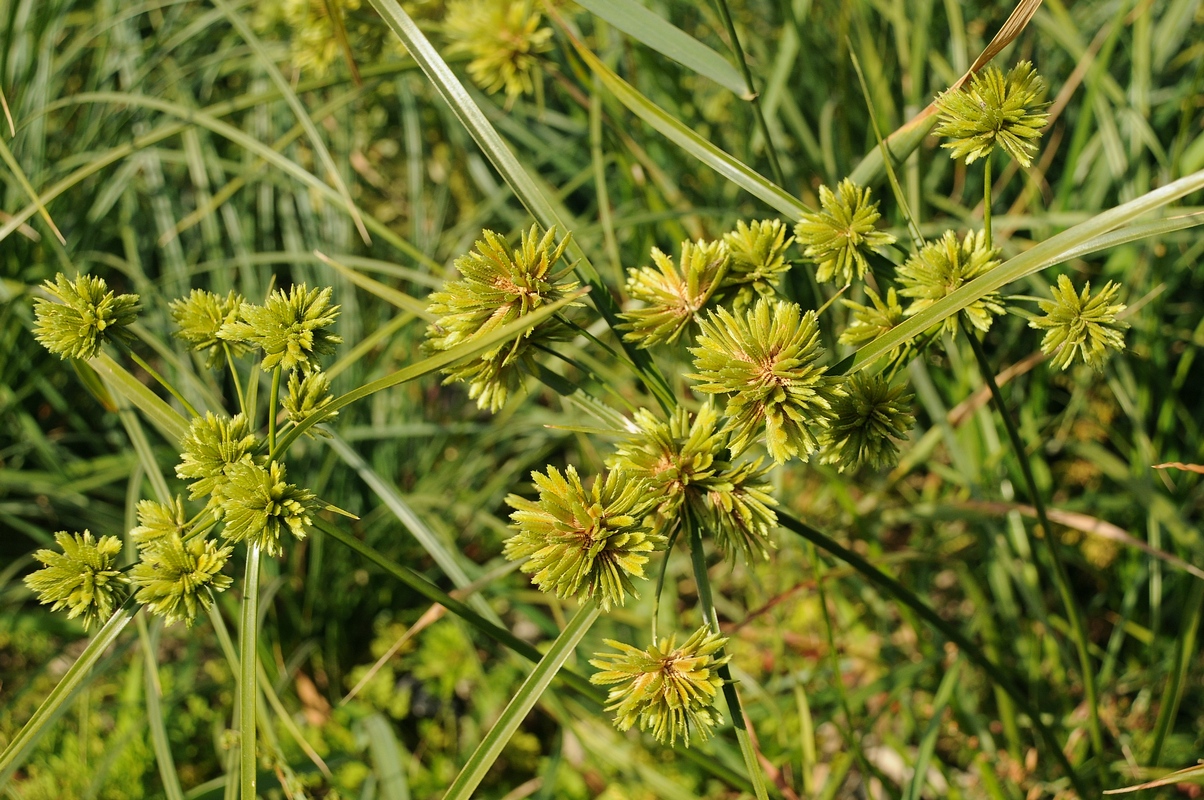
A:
[3,0,1204,799]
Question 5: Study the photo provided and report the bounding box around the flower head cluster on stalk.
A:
[425,225,581,412]
[28,276,345,630]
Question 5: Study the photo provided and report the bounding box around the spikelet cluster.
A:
[795,179,895,286]
[935,61,1049,167]
[33,274,140,360]
[445,0,552,100]
[1029,275,1127,371]
[24,531,127,630]
[896,230,1004,335]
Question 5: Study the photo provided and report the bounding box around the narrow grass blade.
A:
[565,31,807,220]
[847,168,1204,371]
[363,714,412,800]
[573,0,745,94]
[0,602,137,785]
[209,0,370,243]
[138,616,186,800]
[91,352,190,446]
[1148,579,1204,764]
[902,660,961,800]
[1106,762,1204,794]
[273,288,588,451]
[0,133,65,243]
[316,250,435,320]
[324,432,501,623]
[778,512,1087,798]
[442,604,600,800]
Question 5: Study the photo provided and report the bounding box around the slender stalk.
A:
[983,151,993,251]
[267,366,282,453]
[961,321,1105,762]
[442,604,600,800]
[686,517,770,800]
[239,544,262,799]
[650,527,681,643]
[224,343,247,417]
[777,511,1089,798]
[124,347,201,418]
[710,0,785,187]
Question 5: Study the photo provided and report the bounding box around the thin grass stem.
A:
[239,545,262,799]
[225,343,246,417]
[983,151,993,251]
[267,366,281,453]
[961,319,1105,765]
[686,513,770,800]
[710,0,786,187]
[124,346,200,418]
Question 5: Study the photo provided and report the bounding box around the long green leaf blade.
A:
[573,0,745,94]
[442,604,601,800]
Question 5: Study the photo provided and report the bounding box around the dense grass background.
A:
[2,0,1204,797]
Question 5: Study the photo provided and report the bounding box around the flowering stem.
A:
[650,526,681,643]
[686,517,770,800]
[239,544,262,800]
[709,0,785,187]
[124,346,200,419]
[983,151,994,252]
[267,366,281,453]
[961,319,1105,763]
[224,343,246,418]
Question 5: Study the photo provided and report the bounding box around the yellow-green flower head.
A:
[221,284,342,373]
[620,240,730,348]
[219,460,316,557]
[839,287,906,361]
[176,413,259,505]
[33,273,140,360]
[820,374,914,472]
[1029,275,1128,371]
[897,229,1004,335]
[608,404,778,560]
[504,466,664,611]
[425,226,579,412]
[445,0,553,100]
[282,0,359,76]
[934,61,1049,167]
[131,496,190,547]
[170,289,248,368]
[131,533,233,626]
[721,219,794,308]
[589,626,730,747]
[689,298,841,465]
[795,179,895,286]
[282,369,337,436]
[25,531,127,630]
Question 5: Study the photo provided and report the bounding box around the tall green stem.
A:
[225,343,246,417]
[710,0,785,187]
[983,151,994,251]
[962,321,1104,762]
[686,518,770,800]
[124,346,200,418]
[239,545,262,799]
[267,366,282,453]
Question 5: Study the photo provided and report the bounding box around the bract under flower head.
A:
[425,225,579,411]
[220,460,316,557]
[620,240,730,348]
[33,273,140,360]
[504,465,663,610]
[1029,275,1128,371]
[445,0,552,100]
[897,229,1004,335]
[689,298,841,464]
[25,531,126,630]
[590,626,730,746]
[935,61,1049,167]
[170,289,247,368]
[795,179,895,286]
[820,374,915,472]
[176,413,258,505]
[221,284,341,373]
[131,533,233,626]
